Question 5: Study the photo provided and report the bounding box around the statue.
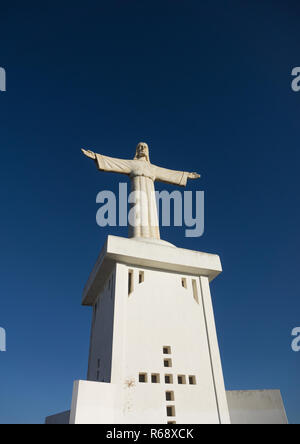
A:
[82,142,200,240]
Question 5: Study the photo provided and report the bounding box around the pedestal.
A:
[69,236,231,424]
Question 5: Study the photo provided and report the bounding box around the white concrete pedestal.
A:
[68,236,231,424]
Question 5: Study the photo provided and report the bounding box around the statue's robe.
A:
[95,154,189,240]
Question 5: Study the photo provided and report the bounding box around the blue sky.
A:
[0,0,299,424]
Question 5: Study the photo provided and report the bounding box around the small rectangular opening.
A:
[110,275,114,299]
[189,375,197,385]
[177,375,186,384]
[139,271,144,284]
[164,358,172,368]
[167,421,176,424]
[165,374,173,384]
[181,278,187,289]
[93,303,97,324]
[163,346,171,355]
[151,373,160,383]
[192,279,199,304]
[166,406,176,417]
[139,373,147,383]
[128,269,134,295]
[165,391,174,401]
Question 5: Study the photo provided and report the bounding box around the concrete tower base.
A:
[45,236,287,425]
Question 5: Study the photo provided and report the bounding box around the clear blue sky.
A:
[0,0,299,424]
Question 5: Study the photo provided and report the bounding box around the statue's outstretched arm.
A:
[187,172,200,179]
[154,165,200,187]
[81,149,132,175]
[82,149,96,160]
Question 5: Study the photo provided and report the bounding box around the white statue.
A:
[82,142,200,240]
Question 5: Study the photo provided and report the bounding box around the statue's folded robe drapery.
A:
[95,154,190,239]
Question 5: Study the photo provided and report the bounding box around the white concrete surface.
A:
[82,235,222,306]
[70,381,117,424]
[72,236,230,424]
[45,237,288,425]
[226,390,288,424]
[45,389,289,424]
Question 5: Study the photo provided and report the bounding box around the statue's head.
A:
[134,142,150,162]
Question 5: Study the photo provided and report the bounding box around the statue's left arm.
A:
[154,165,200,187]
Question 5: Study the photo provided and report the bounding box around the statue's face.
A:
[136,143,149,160]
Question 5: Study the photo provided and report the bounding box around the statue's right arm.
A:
[81,149,96,160]
[81,149,132,175]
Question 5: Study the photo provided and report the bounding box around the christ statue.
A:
[82,142,200,240]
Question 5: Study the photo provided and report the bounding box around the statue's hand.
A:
[188,172,201,179]
[81,148,96,160]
